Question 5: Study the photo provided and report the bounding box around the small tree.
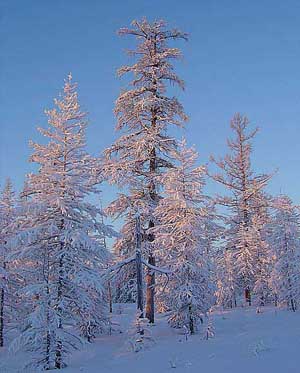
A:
[210,113,272,305]
[251,206,273,306]
[215,248,237,308]
[152,140,214,334]
[270,195,300,311]
[10,75,113,370]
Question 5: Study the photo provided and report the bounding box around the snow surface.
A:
[1,304,300,372]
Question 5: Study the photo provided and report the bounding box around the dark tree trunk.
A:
[145,254,155,323]
[144,101,158,323]
[55,272,63,369]
[145,218,155,323]
[135,215,144,318]
[136,250,144,317]
[188,305,194,335]
[108,280,113,313]
[291,298,296,312]
[245,288,251,306]
[55,339,62,369]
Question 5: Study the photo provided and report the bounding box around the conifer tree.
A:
[103,18,187,322]
[0,178,15,347]
[200,201,223,257]
[251,195,273,306]
[200,201,222,304]
[152,140,213,333]
[210,113,272,305]
[10,75,113,370]
[216,248,237,308]
[270,195,300,311]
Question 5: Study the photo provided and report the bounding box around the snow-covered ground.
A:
[1,304,300,372]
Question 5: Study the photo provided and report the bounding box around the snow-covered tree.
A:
[107,200,137,305]
[215,248,237,308]
[10,75,114,370]
[216,200,272,308]
[0,178,16,347]
[152,140,214,334]
[250,195,273,306]
[269,195,300,311]
[210,113,272,305]
[103,18,188,322]
[199,201,223,305]
[200,200,223,257]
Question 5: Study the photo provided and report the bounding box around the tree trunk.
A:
[145,254,155,323]
[45,329,51,370]
[55,220,64,369]
[55,267,63,369]
[135,215,144,318]
[136,250,144,318]
[290,298,296,312]
[145,200,156,322]
[45,252,51,370]
[55,339,62,369]
[108,280,113,313]
[0,287,4,347]
[188,305,194,335]
[245,287,251,306]
[144,103,158,323]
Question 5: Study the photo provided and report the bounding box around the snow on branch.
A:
[141,259,172,275]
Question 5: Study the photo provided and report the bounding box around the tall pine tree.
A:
[103,18,188,322]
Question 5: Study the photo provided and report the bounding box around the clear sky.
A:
[2,0,300,205]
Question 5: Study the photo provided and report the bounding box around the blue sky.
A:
[2,0,300,205]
